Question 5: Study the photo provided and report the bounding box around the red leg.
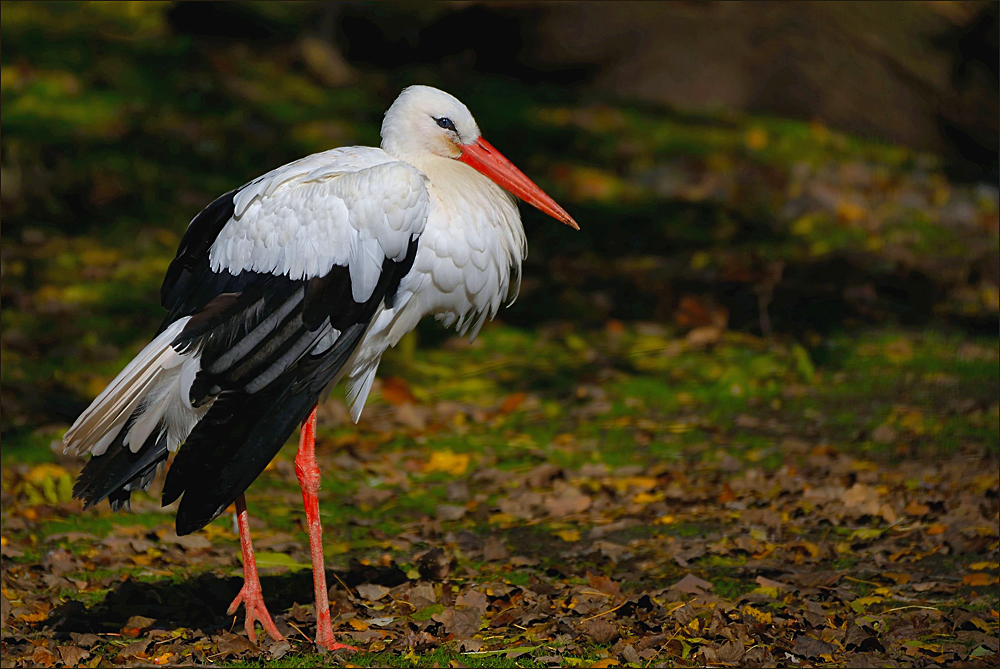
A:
[227,493,284,644]
[294,405,356,652]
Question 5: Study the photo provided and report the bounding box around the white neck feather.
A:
[409,153,527,301]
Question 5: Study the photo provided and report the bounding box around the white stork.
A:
[62,85,577,650]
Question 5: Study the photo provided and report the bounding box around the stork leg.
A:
[294,405,356,652]
[227,493,284,643]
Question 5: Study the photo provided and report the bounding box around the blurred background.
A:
[1,0,998,455]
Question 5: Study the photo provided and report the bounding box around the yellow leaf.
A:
[963,573,999,587]
[18,612,47,623]
[743,605,772,624]
[926,523,947,535]
[24,464,69,484]
[690,252,711,270]
[348,619,369,631]
[656,515,676,525]
[970,562,999,570]
[745,127,768,150]
[851,596,883,613]
[556,529,580,542]
[424,450,470,476]
[885,339,914,364]
[591,660,619,668]
[836,200,866,224]
[632,492,665,505]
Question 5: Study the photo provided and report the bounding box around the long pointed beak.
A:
[459,138,579,230]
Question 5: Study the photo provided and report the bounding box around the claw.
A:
[229,583,284,644]
[229,493,283,644]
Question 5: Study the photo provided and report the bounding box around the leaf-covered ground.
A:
[1,2,998,667]
[3,325,998,667]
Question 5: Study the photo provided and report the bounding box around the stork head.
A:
[381,85,579,230]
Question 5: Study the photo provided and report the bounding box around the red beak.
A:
[459,138,579,230]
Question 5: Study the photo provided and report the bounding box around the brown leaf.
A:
[32,647,57,668]
[903,500,930,516]
[716,639,746,663]
[871,424,897,444]
[381,377,415,405]
[69,633,102,648]
[356,583,391,601]
[543,488,592,517]
[410,582,438,606]
[432,607,481,639]
[482,536,509,562]
[500,392,526,414]
[42,548,76,576]
[455,589,489,614]
[587,572,621,598]
[755,575,792,591]
[582,618,620,644]
[268,641,291,661]
[159,531,211,550]
[670,573,714,595]
[121,615,156,636]
[1,592,9,629]
[57,646,90,667]
[793,635,837,658]
[395,403,427,431]
[217,633,259,657]
[119,638,151,660]
[435,504,467,521]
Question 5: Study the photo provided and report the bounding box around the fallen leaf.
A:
[903,500,930,516]
[425,450,470,476]
[435,504,467,521]
[381,377,416,405]
[482,536,509,561]
[456,589,489,614]
[119,638,151,660]
[588,572,622,598]
[32,647,57,668]
[963,573,999,587]
[582,618,619,644]
[670,573,714,596]
[743,605,772,624]
[793,635,837,658]
[57,646,90,667]
[432,607,481,639]
[356,583,391,601]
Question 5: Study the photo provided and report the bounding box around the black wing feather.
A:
[77,179,421,531]
[162,236,420,534]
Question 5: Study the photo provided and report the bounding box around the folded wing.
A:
[67,148,429,533]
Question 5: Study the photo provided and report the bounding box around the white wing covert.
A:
[210,148,430,298]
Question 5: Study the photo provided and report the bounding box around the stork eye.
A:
[435,117,457,132]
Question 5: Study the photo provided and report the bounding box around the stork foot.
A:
[228,582,284,644]
[315,620,357,652]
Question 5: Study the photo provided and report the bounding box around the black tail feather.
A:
[165,321,367,535]
[73,419,170,511]
[167,380,322,535]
